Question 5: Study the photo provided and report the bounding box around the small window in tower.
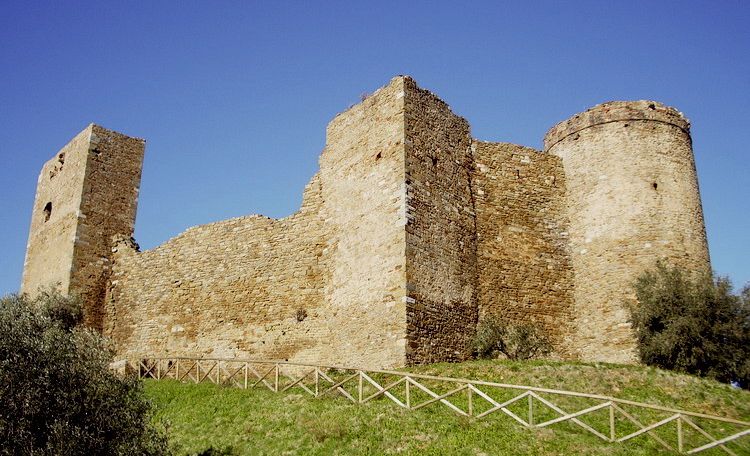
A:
[652,182,658,190]
[43,202,52,222]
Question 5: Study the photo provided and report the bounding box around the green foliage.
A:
[0,292,168,455]
[473,316,551,360]
[192,446,237,456]
[35,288,84,330]
[629,262,750,388]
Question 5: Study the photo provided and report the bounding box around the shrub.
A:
[193,446,237,456]
[629,262,750,388]
[473,316,551,361]
[0,292,169,455]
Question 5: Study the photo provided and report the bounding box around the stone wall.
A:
[403,80,478,363]
[106,77,411,369]
[72,126,144,329]
[471,141,575,356]
[22,127,91,297]
[22,124,144,330]
[106,175,331,364]
[318,77,408,367]
[545,101,711,363]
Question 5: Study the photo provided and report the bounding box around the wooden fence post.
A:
[528,394,534,427]
[406,378,412,409]
[314,369,319,397]
[357,371,362,404]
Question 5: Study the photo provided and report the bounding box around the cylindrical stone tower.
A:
[544,101,710,363]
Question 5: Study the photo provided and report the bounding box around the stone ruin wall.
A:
[471,141,576,356]
[106,176,331,365]
[72,126,144,330]
[22,76,712,368]
[403,79,479,364]
[106,79,409,368]
[22,128,91,298]
[22,125,143,330]
[315,76,408,367]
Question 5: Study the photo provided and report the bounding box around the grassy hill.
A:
[144,360,750,455]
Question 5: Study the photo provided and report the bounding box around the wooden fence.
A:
[138,357,749,455]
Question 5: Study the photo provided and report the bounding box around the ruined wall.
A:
[318,77,409,367]
[545,101,711,363]
[22,127,91,296]
[471,141,575,355]
[403,79,478,363]
[107,77,410,368]
[72,126,144,329]
[24,77,714,369]
[106,175,331,363]
[22,124,144,330]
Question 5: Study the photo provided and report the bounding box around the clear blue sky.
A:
[1,1,748,295]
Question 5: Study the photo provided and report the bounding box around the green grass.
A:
[145,360,750,455]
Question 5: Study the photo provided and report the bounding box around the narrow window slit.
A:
[43,202,52,222]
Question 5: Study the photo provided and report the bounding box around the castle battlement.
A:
[21,76,710,368]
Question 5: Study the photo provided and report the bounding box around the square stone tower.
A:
[21,124,144,330]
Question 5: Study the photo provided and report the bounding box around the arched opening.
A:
[43,202,52,222]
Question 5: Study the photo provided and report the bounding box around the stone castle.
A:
[21,76,710,368]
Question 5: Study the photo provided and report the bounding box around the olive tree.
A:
[629,262,750,389]
[0,291,168,455]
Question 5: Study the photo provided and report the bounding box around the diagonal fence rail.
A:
[138,357,750,455]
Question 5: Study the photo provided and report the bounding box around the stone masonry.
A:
[21,76,711,367]
[544,101,710,363]
[22,125,144,331]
